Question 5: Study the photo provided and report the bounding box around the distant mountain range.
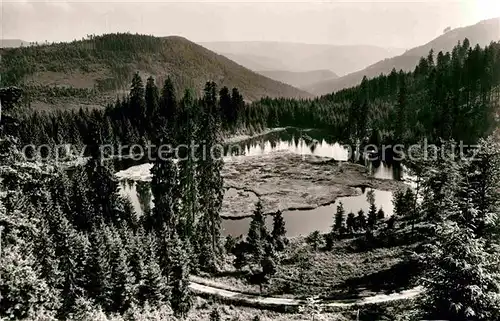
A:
[305,17,500,95]
[5,17,498,105]
[258,70,338,89]
[200,41,404,77]
[0,34,311,110]
[0,39,30,48]
[218,52,290,72]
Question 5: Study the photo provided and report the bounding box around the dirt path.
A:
[189,280,422,308]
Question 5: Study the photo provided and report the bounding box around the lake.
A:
[117,127,402,237]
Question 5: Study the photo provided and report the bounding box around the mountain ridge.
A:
[0,34,311,110]
[200,41,404,76]
[305,17,500,95]
[257,69,338,89]
[0,39,30,48]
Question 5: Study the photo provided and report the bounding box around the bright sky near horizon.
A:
[1,0,499,49]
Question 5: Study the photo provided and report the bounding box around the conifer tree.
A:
[118,195,139,230]
[231,88,245,127]
[58,218,86,318]
[246,200,267,265]
[403,189,416,219]
[129,72,146,131]
[145,76,160,128]
[394,73,407,143]
[357,209,366,230]
[150,129,179,234]
[377,207,385,220]
[464,137,500,239]
[85,156,120,225]
[334,202,345,233]
[86,228,113,311]
[70,167,94,230]
[271,210,287,251]
[306,231,323,251]
[219,86,232,129]
[422,202,500,320]
[368,203,378,228]
[109,231,135,312]
[421,139,500,320]
[178,89,199,238]
[160,77,177,126]
[392,189,406,217]
[195,81,224,271]
[35,217,61,290]
[141,235,165,306]
[346,211,356,233]
[421,142,462,224]
[127,229,145,297]
[169,232,192,318]
[84,120,121,227]
[366,190,378,228]
[259,242,277,292]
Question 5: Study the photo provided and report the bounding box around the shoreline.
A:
[223,127,287,144]
[118,151,406,220]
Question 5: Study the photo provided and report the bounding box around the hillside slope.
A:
[258,69,338,89]
[0,34,311,110]
[306,17,500,95]
[200,41,404,76]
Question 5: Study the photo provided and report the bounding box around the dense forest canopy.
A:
[0,33,310,108]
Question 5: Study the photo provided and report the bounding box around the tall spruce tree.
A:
[357,209,366,230]
[366,190,378,228]
[84,119,120,227]
[129,72,146,133]
[145,76,160,133]
[464,137,500,239]
[58,218,87,318]
[160,77,177,128]
[271,210,287,251]
[247,200,268,265]
[178,89,199,238]
[334,202,346,233]
[86,228,113,311]
[169,232,192,318]
[346,211,356,233]
[109,229,135,312]
[141,235,165,306]
[195,81,224,272]
[150,119,179,234]
[231,88,245,127]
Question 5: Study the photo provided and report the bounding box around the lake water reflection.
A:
[222,188,393,238]
[118,128,401,237]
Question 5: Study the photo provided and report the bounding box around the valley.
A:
[2,5,500,321]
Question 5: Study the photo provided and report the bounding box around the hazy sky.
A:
[1,0,499,49]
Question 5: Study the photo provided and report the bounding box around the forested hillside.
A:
[1,77,230,319]
[0,33,310,110]
[9,40,500,161]
[252,40,500,149]
[307,17,500,95]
